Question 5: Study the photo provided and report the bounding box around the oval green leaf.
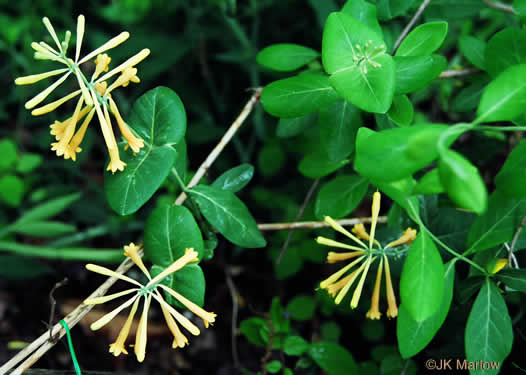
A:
[212,164,254,193]
[485,28,526,77]
[151,263,205,309]
[394,55,447,95]
[387,95,413,126]
[308,342,358,375]
[395,21,448,57]
[315,175,369,219]
[400,231,445,322]
[257,43,319,72]
[189,185,266,248]
[144,205,204,266]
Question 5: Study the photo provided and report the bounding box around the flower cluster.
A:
[84,243,216,362]
[316,192,417,319]
[15,15,149,173]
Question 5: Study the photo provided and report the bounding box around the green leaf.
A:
[322,12,395,113]
[515,0,526,21]
[189,185,266,248]
[341,0,382,37]
[467,190,526,253]
[261,74,340,118]
[465,279,513,374]
[286,296,316,321]
[451,79,488,112]
[151,263,205,309]
[212,164,254,193]
[298,151,349,178]
[315,175,368,219]
[394,55,447,95]
[395,22,448,57]
[377,0,418,21]
[476,64,526,123]
[266,361,282,374]
[0,255,53,280]
[438,149,487,214]
[257,43,319,72]
[105,86,186,215]
[258,142,286,177]
[318,100,361,161]
[397,260,455,358]
[485,28,526,77]
[16,153,42,174]
[400,231,445,321]
[10,221,76,238]
[377,177,420,222]
[240,317,267,347]
[0,175,24,207]
[144,205,204,266]
[387,95,413,126]
[459,35,486,70]
[277,113,317,138]
[127,86,186,147]
[413,169,444,194]
[104,144,177,215]
[495,139,526,198]
[283,336,310,356]
[308,342,358,375]
[16,192,81,224]
[0,138,17,172]
[426,0,484,20]
[354,125,448,182]
[496,268,526,292]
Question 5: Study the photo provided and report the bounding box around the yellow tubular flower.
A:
[319,255,366,290]
[90,88,125,173]
[369,192,381,249]
[324,216,368,249]
[326,251,365,263]
[97,48,150,84]
[385,228,417,249]
[108,97,144,153]
[109,296,141,356]
[159,284,217,328]
[24,71,71,109]
[350,256,375,308]
[107,67,140,93]
[51,97,84,158]
[50,105,91,141]
[93,53,112,80]
[152,293,201,336]
[316,236,366,252]
[352,223,381,248]
[42,17,62,53]
[326,272,356,297]
[135,295,151,362]
[78,32,130,65]
[159,294,189,348]
[90,295,139,331]
[75,15,85,63]
[335,259,370,305]
[66,108,96,161]
[32,90,81,117]
[384,255,398,318]
[15,68,69,85]
[84,288,138,305]
[147,249,199,286]
[366,257,383,320]
[124,243,150,279]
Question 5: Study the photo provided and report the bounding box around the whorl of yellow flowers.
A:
[15,15,149,173]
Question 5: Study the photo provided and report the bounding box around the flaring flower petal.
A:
[159,284,216,328]
[109,295,140,356]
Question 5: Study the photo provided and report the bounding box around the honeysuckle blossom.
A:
[15,15,149,173]
[316,192,417,319]
[84,243,216,362]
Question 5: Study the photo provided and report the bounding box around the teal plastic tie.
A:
[59,320,82,375]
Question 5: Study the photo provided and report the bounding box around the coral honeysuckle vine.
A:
[4,1,526,374]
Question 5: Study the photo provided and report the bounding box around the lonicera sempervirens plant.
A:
[15,15,149,173]
[84,243,216,362]
[316,192,417,319]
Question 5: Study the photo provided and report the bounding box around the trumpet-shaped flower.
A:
[84,243,216,361]
[316,192,416,319]
[14,15,149,172]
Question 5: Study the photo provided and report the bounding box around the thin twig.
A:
[257,216,387,231]
[224,267,240,369]
[483,0,516,14]
[508,215,526,269]
[0,254,138,375]
[48,278,68,342]
[277,179,319,264]
[438,68,479,79]
[392,0,433,53]
[175,88,263,205]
